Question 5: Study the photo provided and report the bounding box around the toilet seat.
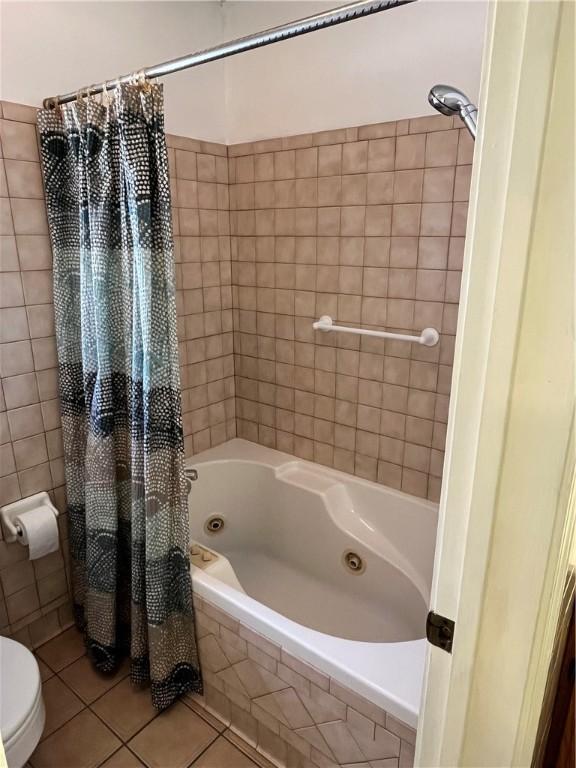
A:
[0,637,46,768]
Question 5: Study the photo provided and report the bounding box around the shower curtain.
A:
[38,84,202,709]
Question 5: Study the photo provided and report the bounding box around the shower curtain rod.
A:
[42,0,416,109]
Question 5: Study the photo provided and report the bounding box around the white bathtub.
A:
[186,438,438,728]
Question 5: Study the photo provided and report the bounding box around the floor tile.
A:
[90,676,158,741]
[192,736,258,767]
[36,626,85,672]
[223,730,277,768]
[98,747,146,768]
[59,655,130,704]
[36,657,54,682]
[30,709,120,768]
[128,701,218,768]
[41,676,84,739]
[183,695,227,733]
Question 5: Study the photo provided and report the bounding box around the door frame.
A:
[415,1,575,765]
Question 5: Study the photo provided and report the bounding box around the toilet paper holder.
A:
[0,492,59,543]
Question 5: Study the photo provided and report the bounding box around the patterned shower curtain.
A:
[38,84,202,709]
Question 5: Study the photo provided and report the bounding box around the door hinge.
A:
[426,611,455,653]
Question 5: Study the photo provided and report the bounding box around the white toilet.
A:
[0,637,45,768]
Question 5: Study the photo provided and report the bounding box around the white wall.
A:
[0,0,487,144]
[223,0,488,143]
[0,1,227,142]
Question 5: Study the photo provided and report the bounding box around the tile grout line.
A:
[46,646,239,765]
[35,665,233,768]
[184,732,225,768]
[221,728,276,768]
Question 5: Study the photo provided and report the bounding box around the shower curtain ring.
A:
[79,85,93,104]
[138,70,152,92]
[101,81,111,107]
[47,94,62,114]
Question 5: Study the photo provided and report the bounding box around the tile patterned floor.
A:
[29,626,276,768]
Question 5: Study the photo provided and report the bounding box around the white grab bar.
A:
[312,315,440,346]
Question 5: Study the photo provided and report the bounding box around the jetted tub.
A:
[186,438,438,728]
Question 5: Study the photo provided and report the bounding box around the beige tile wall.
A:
[167,133,237,456]
[230,115,473,501]
[0,101,72,648]
[0,100,471,650]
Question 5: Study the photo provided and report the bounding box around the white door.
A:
[416,1,575,765]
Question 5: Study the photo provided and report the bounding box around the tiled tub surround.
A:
[230,115,472,502]
[0,101,73,648]
[191,594,417,768]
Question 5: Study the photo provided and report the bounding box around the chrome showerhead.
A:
[428,84,478,140]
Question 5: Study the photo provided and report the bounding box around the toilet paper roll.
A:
[14,505,59,560]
